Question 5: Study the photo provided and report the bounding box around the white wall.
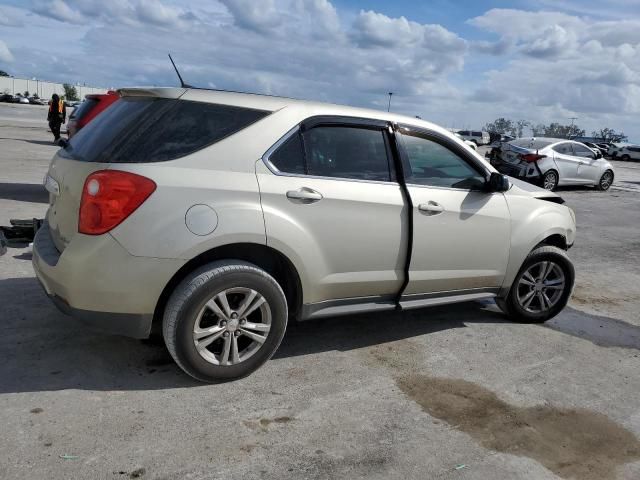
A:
[0,77,107,99]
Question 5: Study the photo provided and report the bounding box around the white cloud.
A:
[0,40,14,63]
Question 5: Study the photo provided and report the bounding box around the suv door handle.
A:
[418,202,444,215]
[286,188,323,203]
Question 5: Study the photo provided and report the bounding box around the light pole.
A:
[568,117,578,138]
[387,92,393,112]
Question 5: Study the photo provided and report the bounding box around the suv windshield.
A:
[60,97,270,163]
[70,98,98,121]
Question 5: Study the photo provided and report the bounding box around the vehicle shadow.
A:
[1,276,636,394]
[0,183,49,203]
[0,137,57,147]
[0,276,506,393]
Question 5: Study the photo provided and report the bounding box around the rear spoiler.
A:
[117,87,187,99]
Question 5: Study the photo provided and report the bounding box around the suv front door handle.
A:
[286,188,323,203]
[418,201,444,215]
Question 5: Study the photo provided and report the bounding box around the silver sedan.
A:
[494,138,615,191]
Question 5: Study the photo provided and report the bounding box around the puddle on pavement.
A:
[397,374,640,480]
[546,308,640,350]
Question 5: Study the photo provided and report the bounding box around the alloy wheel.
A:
[193,287,272,366]
[600,171,613,190]
[516,261,566,314]
[543,171,557,190]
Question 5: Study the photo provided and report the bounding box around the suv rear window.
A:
[69,98,98,120]
[60,97,270,163]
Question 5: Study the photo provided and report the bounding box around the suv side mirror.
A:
[487,172,509,192]
[595,152,602,159]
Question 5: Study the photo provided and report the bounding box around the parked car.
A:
[66,91,119,138]
[454,132,477,150]
[33,87,577,382]
[28,97,46,105]
[0,93,14,102]
[493,138,614,191]
[489,134,515,148]
[615,145,640,161]
[608,143,628,158]
[457,130,491,145]
[13,95,29,104]
[583,142,608,157]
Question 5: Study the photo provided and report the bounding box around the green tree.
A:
[484,118,516,136]
[0,70,9,77]
[591,128,627,143]
[542,123,585,138]
[530,123,546,136]
[23,90,29,97]
[63,83,79,101]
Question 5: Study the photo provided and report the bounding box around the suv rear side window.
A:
[304,127,391,181]
[267,125,392,181]
[60,98,270,163]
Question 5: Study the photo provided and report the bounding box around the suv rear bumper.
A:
[32,221,185,339]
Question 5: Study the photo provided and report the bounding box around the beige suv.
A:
[33,87,576,382]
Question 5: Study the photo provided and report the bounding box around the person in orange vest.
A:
[47,93,66,143]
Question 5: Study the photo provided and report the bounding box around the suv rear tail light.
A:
[520,153,547,163]
[79,170,156,235]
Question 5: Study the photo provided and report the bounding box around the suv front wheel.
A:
[497,246,575,323]
[163,260,288,382]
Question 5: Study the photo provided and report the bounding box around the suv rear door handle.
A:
[418,202,444,215]
[286,188,323,203]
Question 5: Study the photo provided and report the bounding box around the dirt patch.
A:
[397,374,640,480]
[243,416,294,431]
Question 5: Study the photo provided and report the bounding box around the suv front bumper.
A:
[32,222,185,338]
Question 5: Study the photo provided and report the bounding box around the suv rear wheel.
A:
[496,246,574,323]
[163,260,288,382]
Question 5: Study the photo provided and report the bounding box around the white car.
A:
[496,138,615,191]
[454,132,477,150]
[615,145,640,161]
[457,130,490,146]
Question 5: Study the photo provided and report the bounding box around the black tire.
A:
[620,154,631,161]
[596,169,614,191]
[496,246,575,323]
[163,260,288,382]
[542,170,559,191]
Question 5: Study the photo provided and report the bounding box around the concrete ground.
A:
[1,103,639,480]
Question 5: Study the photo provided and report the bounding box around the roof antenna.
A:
[168,53,193,88]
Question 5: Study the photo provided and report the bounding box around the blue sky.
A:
[1,0,640,140]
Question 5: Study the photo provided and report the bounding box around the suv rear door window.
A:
[303,126,391,181]
[268,132,305,174]
[60,98,270,163]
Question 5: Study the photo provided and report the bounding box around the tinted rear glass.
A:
[60,97,270,163]
[70,98,98,120]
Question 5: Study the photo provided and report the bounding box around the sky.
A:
[1,0,640,140]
